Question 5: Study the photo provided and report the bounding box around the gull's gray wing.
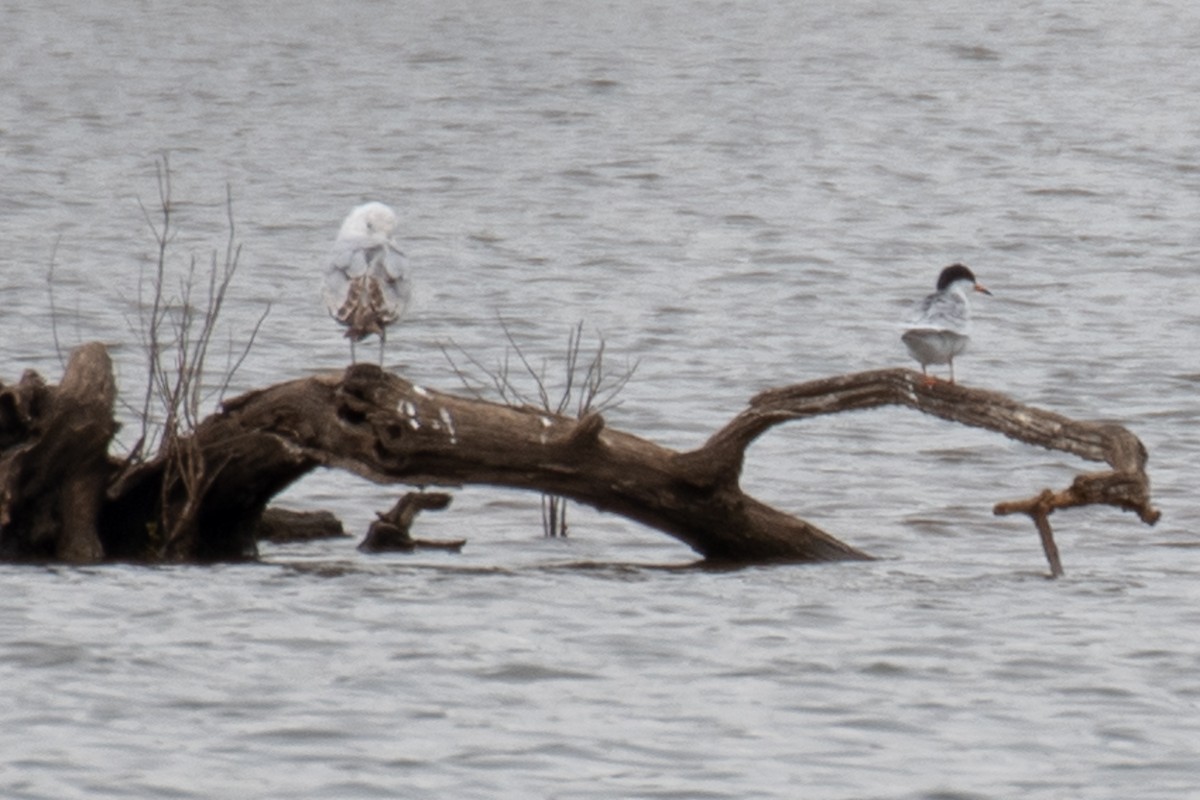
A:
[323,236,412,327]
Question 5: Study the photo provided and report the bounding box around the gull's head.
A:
[936,263,992,296]
[338,201,400,242]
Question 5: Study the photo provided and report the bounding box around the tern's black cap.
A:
[936,263,978,291]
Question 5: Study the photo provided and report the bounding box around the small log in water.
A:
[0,346,1159,570]
[256,508,346,543]
[358,491,462,553]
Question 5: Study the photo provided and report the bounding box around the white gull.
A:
[322,201,413,365]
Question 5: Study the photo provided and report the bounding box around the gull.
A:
[322,201,413,365]
[901,263,992,385]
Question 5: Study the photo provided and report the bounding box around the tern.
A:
[901,263,991,385]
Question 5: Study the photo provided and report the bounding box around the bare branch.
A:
[209,300,271,406]
[437,320,637,537]
[499,317,552,411]
[438,340,509,402]
[110,160,270,559]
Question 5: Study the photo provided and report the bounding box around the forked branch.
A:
[685,367,1159,575]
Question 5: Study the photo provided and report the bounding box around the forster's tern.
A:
[901,263,991,384]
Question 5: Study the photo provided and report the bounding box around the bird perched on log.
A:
[901,263,992,385]
[322,201,412,365]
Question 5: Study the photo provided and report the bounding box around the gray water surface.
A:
[2,2,1199,798]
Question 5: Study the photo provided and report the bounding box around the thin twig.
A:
[132,154,178,463]
[499,317,552,411]
[210,300,271,406]
[45,235,67,370]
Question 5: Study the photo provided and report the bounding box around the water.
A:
[3,1,1200,797]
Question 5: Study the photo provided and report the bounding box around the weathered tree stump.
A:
[0,345,1159,571]
[0,343,117,563]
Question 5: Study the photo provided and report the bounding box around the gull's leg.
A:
[948,357,956,385]
[378,327,387,368]
[349,337,357,364]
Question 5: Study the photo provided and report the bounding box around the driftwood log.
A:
[0,344,1159,570]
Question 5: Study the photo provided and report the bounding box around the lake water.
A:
[3,1,1200,797]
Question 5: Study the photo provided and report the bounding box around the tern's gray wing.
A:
[906,289,969,334]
